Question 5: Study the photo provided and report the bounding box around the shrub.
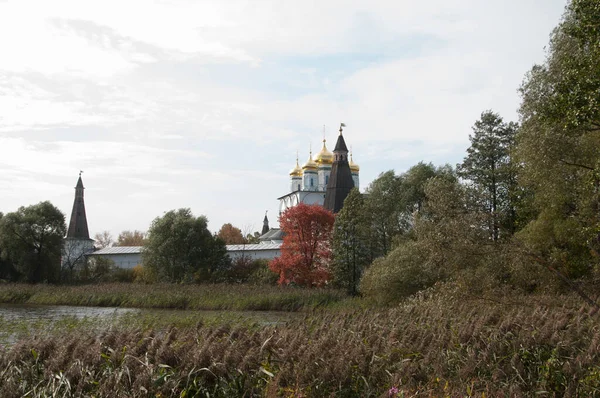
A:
[360,241,442,304]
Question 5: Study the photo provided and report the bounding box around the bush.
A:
[360,241,443,304]
[248,259,279,285]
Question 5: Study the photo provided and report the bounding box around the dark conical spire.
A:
[261,211,270,235]
[324,123,355,213]
[67,172,90,239]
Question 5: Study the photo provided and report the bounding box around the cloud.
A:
[0,0,568,237]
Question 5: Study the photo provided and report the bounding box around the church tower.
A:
[302,150,318,190]
[67,173,90,239]
[262,211,270,235]
[62,173,94,271]
[315,139,333,191]
[324,124,355,213]
[289,156,303,192]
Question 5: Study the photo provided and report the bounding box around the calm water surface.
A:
[0,303,138,320]
[0,304,295,347]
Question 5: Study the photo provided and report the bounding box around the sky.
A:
[0,0,567,239]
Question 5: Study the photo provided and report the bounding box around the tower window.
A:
[310,178,314,187]
[326,175,329,184]
[297,184,301,191]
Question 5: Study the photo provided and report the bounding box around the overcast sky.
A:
[0,0,567,238]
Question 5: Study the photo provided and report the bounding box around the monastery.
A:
[66,124,359,267]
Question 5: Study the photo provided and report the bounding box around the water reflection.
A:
[0,303,138,321]
[0,304,295,347]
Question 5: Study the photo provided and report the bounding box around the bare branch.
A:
[558,159,595,171]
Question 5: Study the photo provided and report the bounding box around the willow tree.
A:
[516,0,600,278]
[0,202,65,283]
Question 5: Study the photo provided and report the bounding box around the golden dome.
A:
[289,157,303,177]
[314,139,334,165]
[349,153,360,173]
[302,152,318,171]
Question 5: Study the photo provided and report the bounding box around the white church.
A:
[278,136,360,213]
[71,126,360,267]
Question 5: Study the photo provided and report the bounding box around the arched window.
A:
[310,178,314,187]
[325,175,329,185]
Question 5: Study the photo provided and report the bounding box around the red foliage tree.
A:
[269,203,335,287]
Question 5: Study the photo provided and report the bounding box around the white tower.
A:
[314,139,333,191]
[302,151,318,190]
[289,156,303,192]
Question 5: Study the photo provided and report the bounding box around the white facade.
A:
[317,165,332,191]
[226,242,282,261]
[280,134,359,214]
[352,171,359,189]
[302,169,318,190]
[62,238,95,269]
[290,175,302,192]
[278,191,326,214]
[87,246,143,269]
[87,244,283,268]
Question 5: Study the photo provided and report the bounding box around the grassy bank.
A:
[0,283,348,311]
[1,285,599,397]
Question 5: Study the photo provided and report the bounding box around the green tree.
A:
[457,111,519,241]
[0,212,19,281]
[0,202,66,283]
[332,188,371,295]
[142,209,229,282]
[516,0,600,279]
[364,170,404,257]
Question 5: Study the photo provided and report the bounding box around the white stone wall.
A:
[61,238,95,268]
[290,176,302,192]
[227,248,280,261]
[352,172,360,190]
[317,166,331,191]
[89,253,142,269]
[302,170,317,190]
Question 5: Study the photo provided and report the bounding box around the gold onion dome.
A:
[302,152,318,171]
[349,153,360,172]
[289,157,303,177]
[315,139,334,165]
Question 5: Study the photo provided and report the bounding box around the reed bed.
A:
[1,285,599,397]
[0,283,347,311]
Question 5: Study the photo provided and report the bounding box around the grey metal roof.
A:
[88,246,144,255]
[89,243,281,255]
[226,242,282,251]
[259,228,284,241]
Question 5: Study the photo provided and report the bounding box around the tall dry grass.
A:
[0,283,347,311]
[1,284,599,397]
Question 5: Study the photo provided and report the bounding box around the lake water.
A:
[0,304,294,347]
[0,303,139,321]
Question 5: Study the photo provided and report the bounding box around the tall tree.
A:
[217,223,247,244]
[269,203,335,287]
[94,231,114,249]
[0,212,19,281]
[457,111,518,241]
[516,0,600,278]
[143,209,229,282]
[332,188,371,295]
[364,170,404,257]
[116,230,146,246]
[0,202,66,283]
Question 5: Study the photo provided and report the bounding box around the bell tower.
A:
[67,172,90,239]
[323,123,355,213]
